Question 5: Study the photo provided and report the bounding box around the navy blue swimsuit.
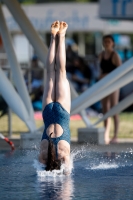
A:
[42,102,71,150]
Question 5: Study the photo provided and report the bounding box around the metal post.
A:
[28,67,32,93]
[8,69,12,138]
[8,107,12,138]
[0,4,36,131]
[94,32,102,55]
[78,33,85,56]
[0,68,34,131]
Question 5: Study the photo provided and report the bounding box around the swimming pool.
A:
[0,147,133,200]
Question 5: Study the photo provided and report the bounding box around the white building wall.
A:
[2,3,133,33]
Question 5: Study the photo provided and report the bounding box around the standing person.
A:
[38,21,71,175]
[99,35,121,144]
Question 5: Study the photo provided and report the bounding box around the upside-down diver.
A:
[38,21,71,175]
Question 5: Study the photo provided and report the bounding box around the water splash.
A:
[71,145,88,161]
[86,150,133,170]
[33,160,66,177]
[90,163,119,170]
[33,152,74,178]
[33,146,133,177]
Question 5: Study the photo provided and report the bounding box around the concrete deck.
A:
[0,137,133,152]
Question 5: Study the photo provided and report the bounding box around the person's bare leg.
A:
[40,21,60,155]
[55,22,71,169]
[55,21,71,113]
[42,21,60,110]
[102,96,111,144]
[110,90,119,143]
[104,118,111,144]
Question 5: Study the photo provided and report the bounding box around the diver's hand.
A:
[63,155,71,175]
[63,168,71,176]
[38,154,46,165]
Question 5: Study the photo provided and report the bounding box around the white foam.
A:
[33,153,74,178]
[90,163,119,170]
[33,147,88,179]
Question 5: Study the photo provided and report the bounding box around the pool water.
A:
[0,147,133,200]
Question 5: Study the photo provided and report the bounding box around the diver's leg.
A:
[42,21,60,110]
[55,21,71,113]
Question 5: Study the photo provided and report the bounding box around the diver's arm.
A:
[63,155,71,175]
[38,153,46,165]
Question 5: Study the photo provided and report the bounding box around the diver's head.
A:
[45,133,61,171]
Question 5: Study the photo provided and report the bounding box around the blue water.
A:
[0,147,133,200]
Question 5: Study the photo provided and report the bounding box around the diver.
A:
[38,21,71,175]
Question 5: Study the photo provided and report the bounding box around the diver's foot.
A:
[110,137,118,144]
[51,20,60,37]
[58,21,68,37]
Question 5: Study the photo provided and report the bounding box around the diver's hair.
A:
[45,132,61,171]
[103,34,115,47]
